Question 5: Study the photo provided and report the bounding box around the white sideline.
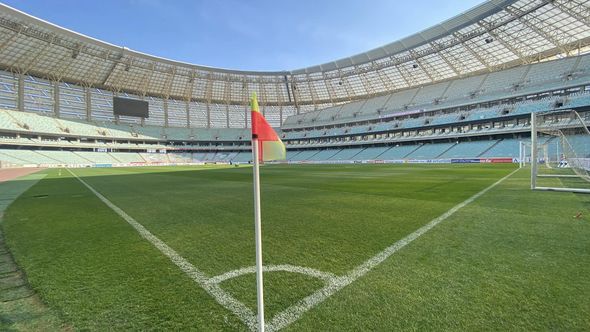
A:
[69,167,518,331]
[67,169,259,330]
[265,168,519,331]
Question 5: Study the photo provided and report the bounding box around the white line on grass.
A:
[67,169,259,330]
[265,168,519,332]
[208,264,338,284]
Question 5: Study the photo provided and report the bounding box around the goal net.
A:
[530,109,590,193]
[519,140,555,168]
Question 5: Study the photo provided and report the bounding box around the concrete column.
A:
[17,73,24,112]
[53,81,60,117]
[85,86,91,121]
[206,102,211,128]
[164,98,169,127]
[244,104,248,129]
[185,100,190,128]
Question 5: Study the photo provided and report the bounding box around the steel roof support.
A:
[275,81,284,125]
[304,73,317,110]
[375,66,396,91]
[163,67,176,99]
[140,62,156,97]
[0,29,20,53]
[357,68,374,96]
[477,21,527,64]
[100,52,124,86]
[321,71,336,105]
[336,69,354,102]
[289,77,301,114]
[83,53,107,86]
[396,65,414,87]
[20,37,54,76]
[184,71,195,128]
[552,0,590,27]
[162,67,176,128]
[457,35,493,72]
[205,74,212,128]
[505,6,567,54]
[242,79,249,128]
[432,43,461,76]
[224,77,231,128]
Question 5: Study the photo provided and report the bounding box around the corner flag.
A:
[251,92,286,162]
[250,92,285,332]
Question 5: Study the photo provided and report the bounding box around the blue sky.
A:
[3,0,484,71]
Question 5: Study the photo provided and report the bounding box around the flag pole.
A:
[251,135,265,332]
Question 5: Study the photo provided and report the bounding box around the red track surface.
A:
[0,168,44,184]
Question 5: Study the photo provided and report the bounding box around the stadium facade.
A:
[1,0,590,166]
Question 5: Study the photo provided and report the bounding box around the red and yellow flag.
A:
[251,92,286,161]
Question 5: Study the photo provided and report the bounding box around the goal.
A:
[530,109,590,193]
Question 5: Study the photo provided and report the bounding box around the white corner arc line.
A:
[266,168,519,332]
[209,264,338,285]
[67,169,259,331]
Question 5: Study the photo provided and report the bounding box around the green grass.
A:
[1,164,589,330]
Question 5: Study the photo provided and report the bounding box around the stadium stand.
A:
[290,150,320,161]
[35,150,93,164]
[110,152,145,163]
[73,151,119,164]
[140,153,170,163]
[406,143,456,159]
[330,148,364,161]
[232,152,252,163]
[1,1,590,167]
[378,145,420,160]
[479,139,521,158]
[309,149,340,161]
[439,140,498,159]
[353,147,390,160]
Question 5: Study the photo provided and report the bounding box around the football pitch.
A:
[1,164,589,330]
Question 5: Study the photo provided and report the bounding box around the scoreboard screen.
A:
[113,97,149,118]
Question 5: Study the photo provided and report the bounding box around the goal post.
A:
[531,113,538,189]
[530,110,590,193]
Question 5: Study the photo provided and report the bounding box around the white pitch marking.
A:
[67,169,258,330]
[208,264,338,284]
[266,168,519,332]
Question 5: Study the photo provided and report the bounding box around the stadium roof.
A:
[0,0,589,110]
